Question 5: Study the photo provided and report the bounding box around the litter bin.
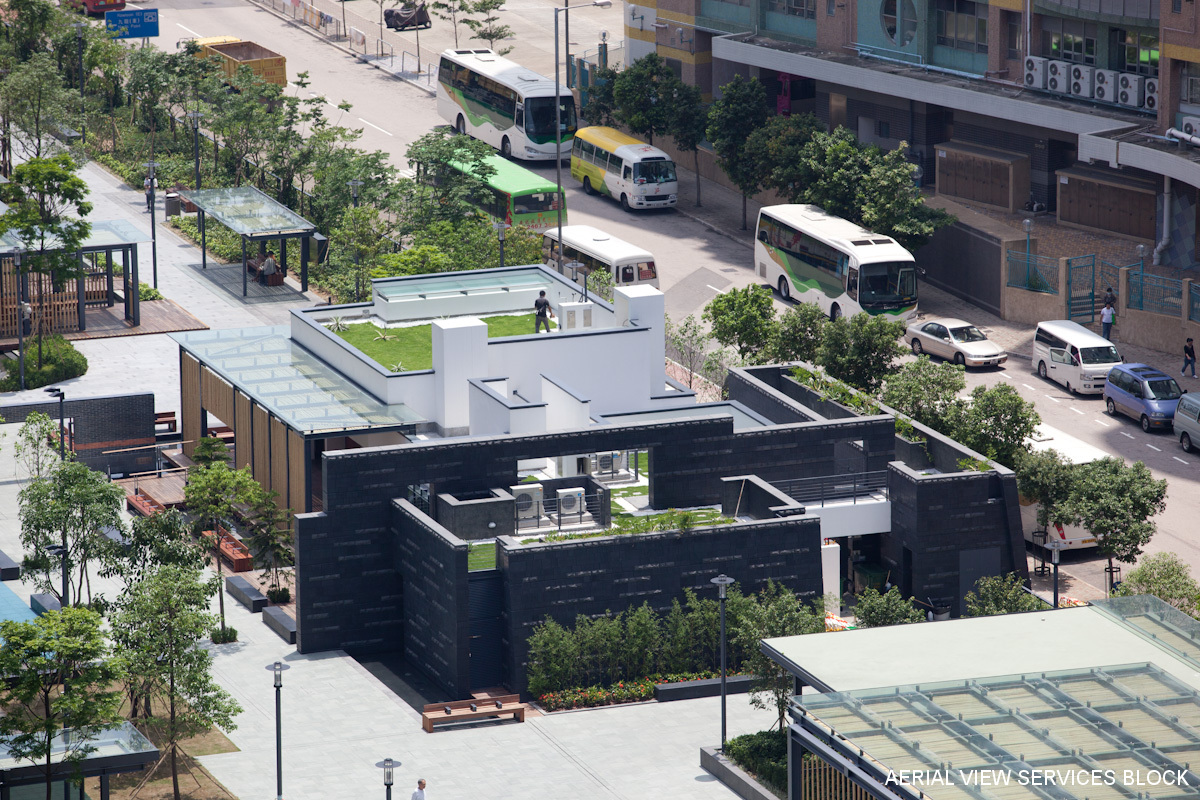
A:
[165,192,181,218]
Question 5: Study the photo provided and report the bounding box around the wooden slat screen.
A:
[234,392,252,470]
[200,366,235,429]
[799,754,872,800]
[252,405,270,491]
[180,353,202,458]
[288,429,306,514]
[0,258,83,337]
[270,417,288,507]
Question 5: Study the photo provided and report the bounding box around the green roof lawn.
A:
[334,313,555,372]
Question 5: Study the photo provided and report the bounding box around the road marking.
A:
[999,373,1012,380]
[1044,395,1061,403]
[1070,407,1084,415]
[1022,384,1036,391]
[1121,432,1135,439]
[706,285,725,294]
[176,23,201,36]
[357,117,393,136]
[1147,444,1162,452]
[1175,456,1189,464]
[1095,419,1110,427]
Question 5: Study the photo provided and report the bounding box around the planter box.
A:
[654,674,754,702]
[780,376,861,420]
[700,746,782,800]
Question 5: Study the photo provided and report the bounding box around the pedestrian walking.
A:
[1185,337,1197,378]
[1104,286,1117,307]
[534,290,554,333]
[143,175,156,212]
[412,778,427,800]
[1100,301,1115,341]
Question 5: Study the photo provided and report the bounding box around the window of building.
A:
[935,0,987,54]
[769,0,816,18]
[827,0,835,14]
[1041,17,1096,64]
[1115,30,1159,77]
[1182,62,1200,107]
[1173,0,1182,13]
[880,0,917,46]
[1005,10,1021,59]
[664,58,683,79]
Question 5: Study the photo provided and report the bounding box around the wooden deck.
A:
[115,471,188,509]
[0,299,207,350]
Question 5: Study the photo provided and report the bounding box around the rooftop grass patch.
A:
[468,542,497,571]
[332,314,556,372]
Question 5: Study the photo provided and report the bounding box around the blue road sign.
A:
[104,8,160,39]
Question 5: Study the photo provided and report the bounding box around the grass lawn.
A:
[334,314,555,372]
[469,542,497,571]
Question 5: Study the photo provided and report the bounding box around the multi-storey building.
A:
[626,0,1200,264]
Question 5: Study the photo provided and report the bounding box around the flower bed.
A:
[538,671,746,711]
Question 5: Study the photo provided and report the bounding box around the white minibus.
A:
[1032,320,1122,395]
[570,126,678,211]
[542,225,659,289]
[1021,423,1106,550]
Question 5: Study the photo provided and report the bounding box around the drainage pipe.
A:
[1153,174,1173,266]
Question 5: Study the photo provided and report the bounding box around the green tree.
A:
[430,0,474,46]
[666,314,709,390]
[817,314,906,393]
[526,617,579,696]
[0,53,75,161]
[881,356,965,429]
[621,603,662,679]
[408,217,543,272]
[706,75,769,229]
[375,244,453,278]
[0,607,123,800]
[860,144,954,252]
[464,0,514,55]
[190,436,230,469]
[184,463,260,636]
[612,54,677,145]
[204,65,278,186]
[112,565,242,800]
[733,582,825,729]
[747,112,824,202]
[581,67,619,127]
[405,130,496,226]
[245,488,294,599]
[667,80,707,206]
[586,267,615,302]
[769,302,827,364]
[965,573,1047,616]
[1068,458,1167,593]
[703,284,778,362]
[13,411,62,485]
[943,384,1040,469]
[1115,552,1200,616]
[99,509,206,594]
[6,0,57,62]
[332,205,391,302]
[18,460,124,607]
[792,127,871,221]
[1014,448,1077,533]
[854,586,924,627]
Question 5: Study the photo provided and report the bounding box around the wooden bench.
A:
[263,606,296,644]
[127,489,166,517]
[420,694,527,733]
[155,411,177,433]
[203,527,253,573]
[227,575,267,613]
[0,549,20,581]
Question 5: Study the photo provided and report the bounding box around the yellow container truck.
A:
[196,37,287,87]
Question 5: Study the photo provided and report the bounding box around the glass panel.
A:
[177,187,316,237]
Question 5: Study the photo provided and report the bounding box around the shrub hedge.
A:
[538,670,745,711]
[726,729,788,797]
[0,335,88,391]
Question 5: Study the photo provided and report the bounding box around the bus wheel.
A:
[501,137,512,157]
[583,177,594,195]
[777,277,790,300]
[620,194,632,212]
[830,304,842,321]
[456,115,466,135]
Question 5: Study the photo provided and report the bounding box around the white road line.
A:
[1070,407,1084,415]
[706,285,725,294]
[1121,432,1135,439]
[1175,456,1189,465]
[357,117,393,136]
[998,373,1012,380]
[1095,419,1110,427]
[1044,395,1061,403]
[1022,384,1036,391]
[176,23,201,36]
[1147,444,1162,452]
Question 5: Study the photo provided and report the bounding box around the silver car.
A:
[906,318,1008,367]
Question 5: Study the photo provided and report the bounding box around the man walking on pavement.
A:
[1100,301,1115,341]
[143,174,156,212]
[412,778,427,800]
[1104,286,1117,307]
[1185,338,1196,378]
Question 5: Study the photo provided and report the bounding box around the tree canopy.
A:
[706,76,769,229]
[702,285,776,361]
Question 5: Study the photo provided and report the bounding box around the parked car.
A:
[1033,320,1122,395]
[905,318,1007,367]
[1103,363,1185,432]
[1174,392,1200,452]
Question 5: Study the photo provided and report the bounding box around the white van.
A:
[1032,320,1122,395]
[1021,424,1106,550]
[1175,392,1200,453]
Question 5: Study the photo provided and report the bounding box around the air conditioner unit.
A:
[1024,56,1047,89]
[1070,65,1095,98]
[511,484,543,519]
[1182,116,1200,137]
[1047,61,1072,93]
[1145,77,1160,111]
[596,451,624,473]
[556,487,585,515]
[1093,70,1119,102]
[1118,73,1145,107]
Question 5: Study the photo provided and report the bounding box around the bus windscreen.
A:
[634,161,676,184]
[858,261,917,309]
[525,97,577,138]
[513,192,560,214]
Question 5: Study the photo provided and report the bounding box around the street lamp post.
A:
[1022,218,1033,288]
[266,662,291,800]
[144,161,159,288]
[74,24,85,145]
[45,387,65,461]
[494,220,509,269]
[555,0,612,291]
[348,180,364,301]
[187,111,204,189]
[1136,243,1147,307]
[13,247,27,391]
[375,758,399,800]
[710,573,735,751]
[1050,540,1061,608]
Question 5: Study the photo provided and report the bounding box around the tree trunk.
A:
[1107,555,1115,595]
[170,675,180,800]
[217,519,227,634]
[694,150,702,208]
[741,193,748,230]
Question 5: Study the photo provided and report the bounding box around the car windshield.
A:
[633,161,676,184]
[1145,378,1183,400]
[525,96,577,138]
[949,326,987,343]
[1080,345,1121,365]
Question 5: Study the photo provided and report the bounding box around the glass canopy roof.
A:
[795,663,1200,800]
[171,327,423,434]
[0,722,156,771]
[1,218,146,251]
[176,186,315,237]
[374,270,552,300]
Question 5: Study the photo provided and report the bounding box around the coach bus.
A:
[444,154,565,231]
[570,126,678,211]
[542,225,658,289]
[755,204,918,321]
[436,48,576,161]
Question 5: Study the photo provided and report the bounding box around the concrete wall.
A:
[0,393,155,477]
[541,375,591,431]
[721,474,806,519]
[1108,266,1200,354]
[435,489,514,541]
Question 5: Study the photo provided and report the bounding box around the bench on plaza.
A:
[227,575,267,613]
[31,593,61,615]
[0,549,20,581]
[102,525,131,550]
[420,695,527,733]
[127,489,165,517]
[263,606,296,644]
[155,411,177,433]
[203,527,253,573]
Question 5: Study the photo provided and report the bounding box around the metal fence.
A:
[772,471,888,508]
[1127,271,1183,317]
[398,52,437,88]
[1099,261,1129,304]
[255,0,344,38]
[1006,250,1058,294]
[1191,282,1200,324]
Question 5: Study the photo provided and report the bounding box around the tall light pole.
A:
[555,0,611,287]
[13,247,27,391]
[45,387,65,460]
[348,180,364,301]
[710,574,735,751]
[1051,541,1061,609]
[376,758,398,800]
[266,662,290,800]
[494,220,509,269]
[1022,218,1033,288]
[73,23,85,145]
[144,161,159,288]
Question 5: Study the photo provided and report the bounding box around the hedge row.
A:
[0,335,88,391]
[537,670,743,711]
[726,729,788,797]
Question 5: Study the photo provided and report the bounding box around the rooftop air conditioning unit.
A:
[511,484,543,519]
[1144,77,1160,111]
[1119,73,1145,107]
[1047,61,1071,93]
[1070,65,1095,98]
[596,451,624,473]
[1024,56,1047,89]
[1182,116,1200,137]
[1093,70,1119,102]
[556,487,585,515]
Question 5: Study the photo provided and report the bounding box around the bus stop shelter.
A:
[177,187,317,297]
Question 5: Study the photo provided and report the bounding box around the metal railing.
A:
[514,492,602,532]
[256,0,343,38]
[1127,271,1183,317]
[375,39,394,66]
[1190,282,1200,324]
[772,471,888,508]
[1099,260,1128,304]
[1006,250,1058,294]
[399,51,436,87]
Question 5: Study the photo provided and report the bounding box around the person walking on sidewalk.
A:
[143,174,156,212]
[1104,286,1117,307]
[1185,338,1197,378]
[412,778,427,800]
[1100,301,1115,341]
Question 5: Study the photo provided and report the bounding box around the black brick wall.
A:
[0,393,155,476]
